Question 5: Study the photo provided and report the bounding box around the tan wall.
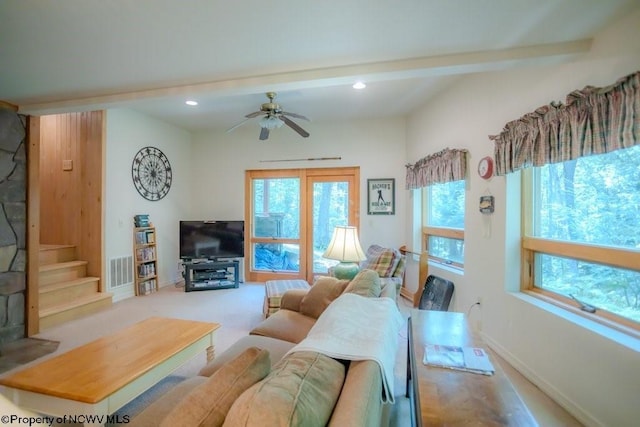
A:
[39,112,104,280]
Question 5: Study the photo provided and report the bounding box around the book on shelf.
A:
[137,262,156,278]
[423,344,495,375]
[135,231,150,244]
[134,214,150,227]
[136,246,156,262]
[135,230,155,244]
[138,278,156,295]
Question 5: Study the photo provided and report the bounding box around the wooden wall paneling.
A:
[27,117,41,335]
[66,113,81,246]
[79,111,104,283]
[55,114,65,244]
[39,115,54,244]
[61,114,71,244]
[41,115,67,244]
[39,112,104,288]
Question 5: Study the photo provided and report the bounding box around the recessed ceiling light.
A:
[352,82,366,90]
[185,100,198,106]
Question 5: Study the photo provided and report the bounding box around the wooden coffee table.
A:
[0,317,220,423]
[407,309,536,426]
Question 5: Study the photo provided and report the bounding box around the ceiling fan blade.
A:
[259,127,270,140]
[245,111,264,118]
[226,117,252,133]
[282,111,310,121]
[281,115,310,138]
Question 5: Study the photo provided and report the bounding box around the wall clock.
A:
[477,156,494,180]
[131,146,172,201]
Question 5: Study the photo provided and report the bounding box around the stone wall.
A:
[0,107,27,344]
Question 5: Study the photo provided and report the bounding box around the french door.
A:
[245,167,360,284]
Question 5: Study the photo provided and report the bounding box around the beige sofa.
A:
[129,270,399,427]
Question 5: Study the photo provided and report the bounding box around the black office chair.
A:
[418,275,454,311]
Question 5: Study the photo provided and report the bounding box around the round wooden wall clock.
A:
[131,146,172,201]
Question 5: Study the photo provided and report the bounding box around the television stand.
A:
[183,260,239,292]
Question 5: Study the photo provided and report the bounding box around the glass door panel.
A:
[251,177,300,274]
[305,171,359,283]
[311,180,349,274]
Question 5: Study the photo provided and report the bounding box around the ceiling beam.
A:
[19,39,591,116]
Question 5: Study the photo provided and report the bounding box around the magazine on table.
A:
[423,344,495,375]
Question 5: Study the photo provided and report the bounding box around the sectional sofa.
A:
[128,269,404,427]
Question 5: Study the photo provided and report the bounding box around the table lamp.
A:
[323,226,367,280]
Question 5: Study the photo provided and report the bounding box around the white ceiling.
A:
[1,0,637,134]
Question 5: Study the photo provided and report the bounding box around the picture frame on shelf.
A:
[367,178,395,215]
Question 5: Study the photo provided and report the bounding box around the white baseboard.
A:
[482,334,601,427]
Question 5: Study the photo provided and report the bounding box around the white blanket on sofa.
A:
[287,293,404,403]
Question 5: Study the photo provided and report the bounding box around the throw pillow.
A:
[344,269,381,298]
[223,351,346,427]
[299,276,350,319]
[392,252,407,278]
[160,347,270,427]
[359,245,398,278]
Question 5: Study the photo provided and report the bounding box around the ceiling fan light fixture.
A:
[352,81,366,90]
[227,92,309,140]
[259,115,284,130]
[185,100,198,106]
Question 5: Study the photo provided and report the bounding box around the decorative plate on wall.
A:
[131,146,172,201]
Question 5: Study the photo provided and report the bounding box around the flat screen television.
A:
[179,220,244,260]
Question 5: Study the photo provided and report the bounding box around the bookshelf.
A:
[133,226,159,295]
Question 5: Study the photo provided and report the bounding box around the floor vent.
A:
[109,255,133,290]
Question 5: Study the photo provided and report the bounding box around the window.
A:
[423,179,465,268]
[523,145,640,329]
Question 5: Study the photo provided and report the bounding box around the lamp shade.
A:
[323,226,367,262]
[259,115,284,130]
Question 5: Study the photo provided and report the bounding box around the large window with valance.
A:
[406,148,468,269]
[491,71,640,331]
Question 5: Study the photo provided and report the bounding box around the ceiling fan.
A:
[227,92,310,140]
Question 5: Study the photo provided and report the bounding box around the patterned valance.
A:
[405,148,468,190]
[489,70,640,175]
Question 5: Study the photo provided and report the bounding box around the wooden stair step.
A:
[39,292,113,331]
[39,260,88,273]
[39,260,88,286]
[39,244,77,265]
[39,277,101,309]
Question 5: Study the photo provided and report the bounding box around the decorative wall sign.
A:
[131,146,173,201]
[479,195,495,214]
[367,178,395,215]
